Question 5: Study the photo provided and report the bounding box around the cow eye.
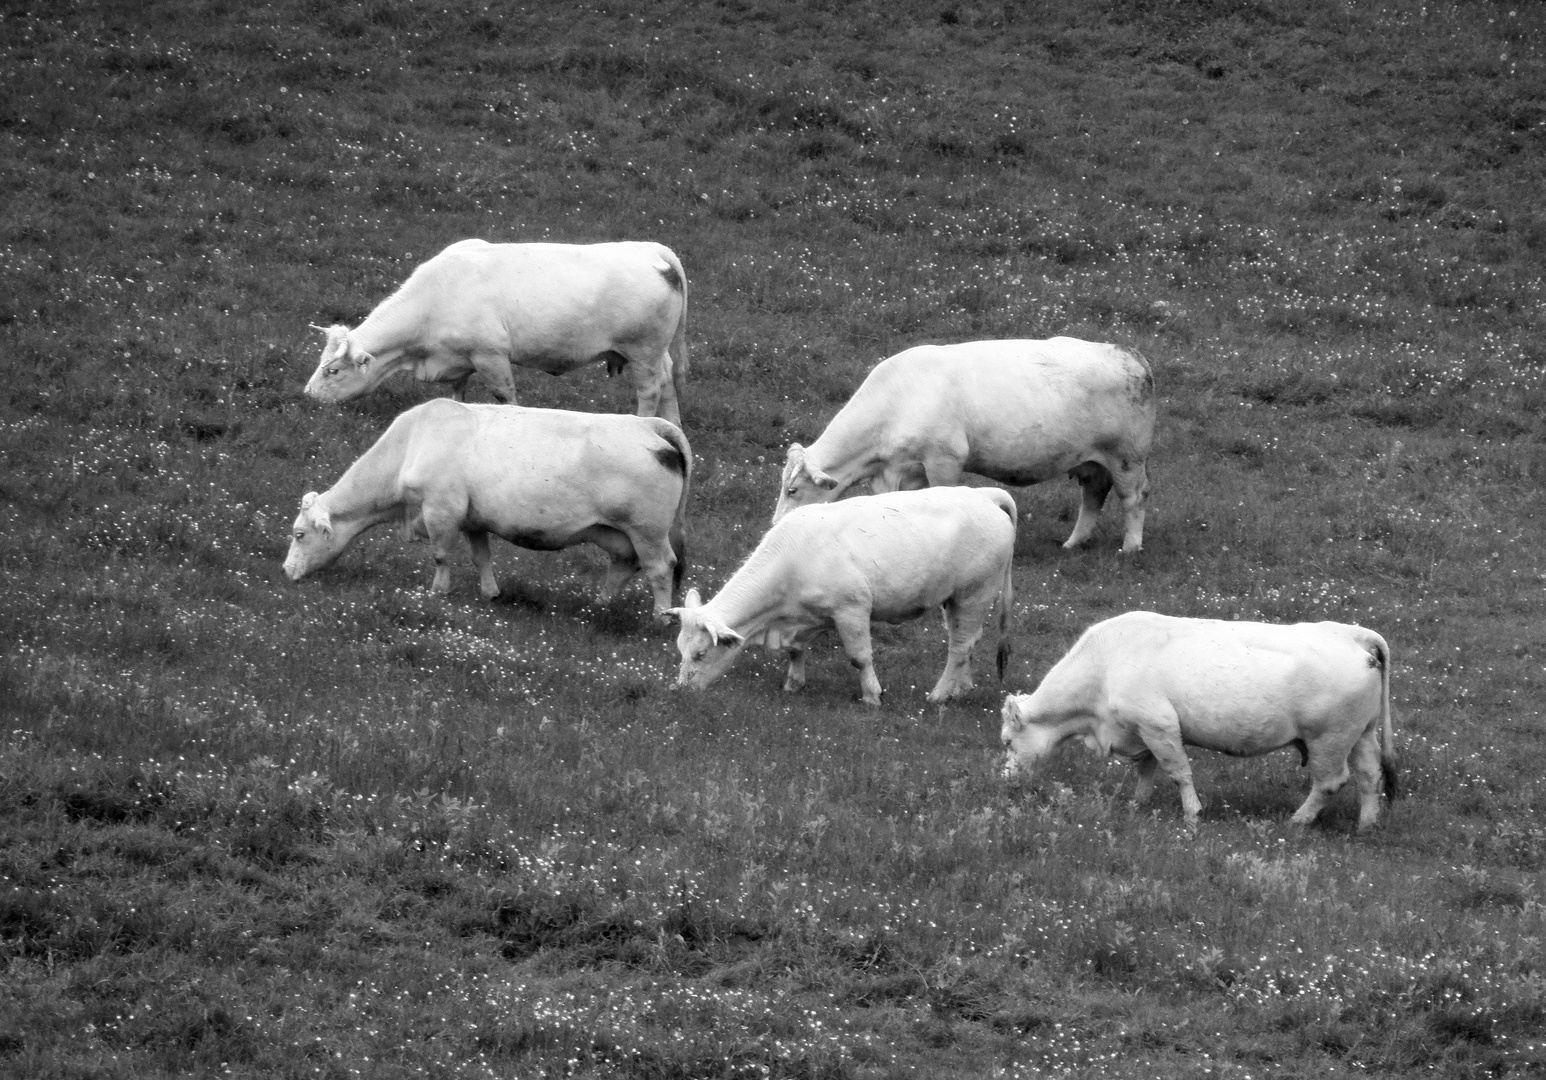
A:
[786,486,798,496]
[294,530,305,540]
[325,366,337,376]
[691,649,707,662]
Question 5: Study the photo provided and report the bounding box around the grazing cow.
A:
[282,399,691,613]
[669,487,1016,705]
[303,238,689,424]
[774,337,1155,552]
[999,612,1399,830]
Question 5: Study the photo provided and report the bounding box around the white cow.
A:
[303,239,689,424]
[999,612,1399,830]
[774,337,1155,552]
[669,487,1016,706]
[283,399,691,613]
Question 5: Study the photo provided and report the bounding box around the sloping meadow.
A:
[3,1,1545,1076]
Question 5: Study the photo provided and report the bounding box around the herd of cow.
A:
[283,238,1400,831]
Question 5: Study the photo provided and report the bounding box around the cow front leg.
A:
[1064,462,1113,549]
[467,530,499,599]
[426,529,458,593]
[1137,712,1202,823]
[1131,754,1160,805]
[471,353,518,403]
[832,610,882,706]
[783,647,807,693]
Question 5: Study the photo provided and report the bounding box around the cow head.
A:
[283,491,347,581]
[771,443,839,524]
[999,693,1060,779]
[665,588,747,690]
[303,323,377,402]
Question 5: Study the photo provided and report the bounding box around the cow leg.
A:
[1349,726,1386,831]
[652,351,682,426]
[467,530,499,599]
[1111,458,1149,553]
[783,647,806,692]
[922,455,964,488]
[1291,742,1354,827]
[927,587,995,702]
[470,353,518,403]
[872,461,927,494]
[782,627,822,693]
[1131,754,1160,805]
[627,530,678,619]
[832,610,883,706]
[583,527,640,601]
[1135,707,1203,823]
[421,509,463,594]
[1064,462,1112,549]
[624,352,676,424]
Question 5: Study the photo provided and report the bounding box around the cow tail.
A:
[666,249,689,407]
[659,420,693,597]
[1373,633,1399,801]
[1379,633,1403,803]
[994,490,1018,680]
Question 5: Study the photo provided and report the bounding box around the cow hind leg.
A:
[467,530,500,599]
[1064,462,1113,549]
[610,524,679,619]
[1349,728,1387,831]
[1291,745,1354,827]
[620,349,678,424]
[1111,458,1149,553]
[927,589,995,703]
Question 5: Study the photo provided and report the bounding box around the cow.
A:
[282,399,691,614]
[668,486,1016,706]
[303,238,689,425]
[774,337,1155,552]
[999,612,1399,830]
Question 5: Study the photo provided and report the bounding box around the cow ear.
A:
[312,504,333,536]
[353,349,372,369]
[685,588,703,609]
[662,607,684,625]
[713,627,745,648]
[809,465,839,490]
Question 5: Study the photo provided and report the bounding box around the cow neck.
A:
[320,421,412,526]
[350,280,422,370]
[808,405,892,493]
[705,532,802,637]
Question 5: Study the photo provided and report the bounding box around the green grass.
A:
[3,0,1546,1076]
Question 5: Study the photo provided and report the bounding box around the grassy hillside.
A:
[3,1,1546,1076]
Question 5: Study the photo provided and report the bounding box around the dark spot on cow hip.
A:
[652,443,685,475]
